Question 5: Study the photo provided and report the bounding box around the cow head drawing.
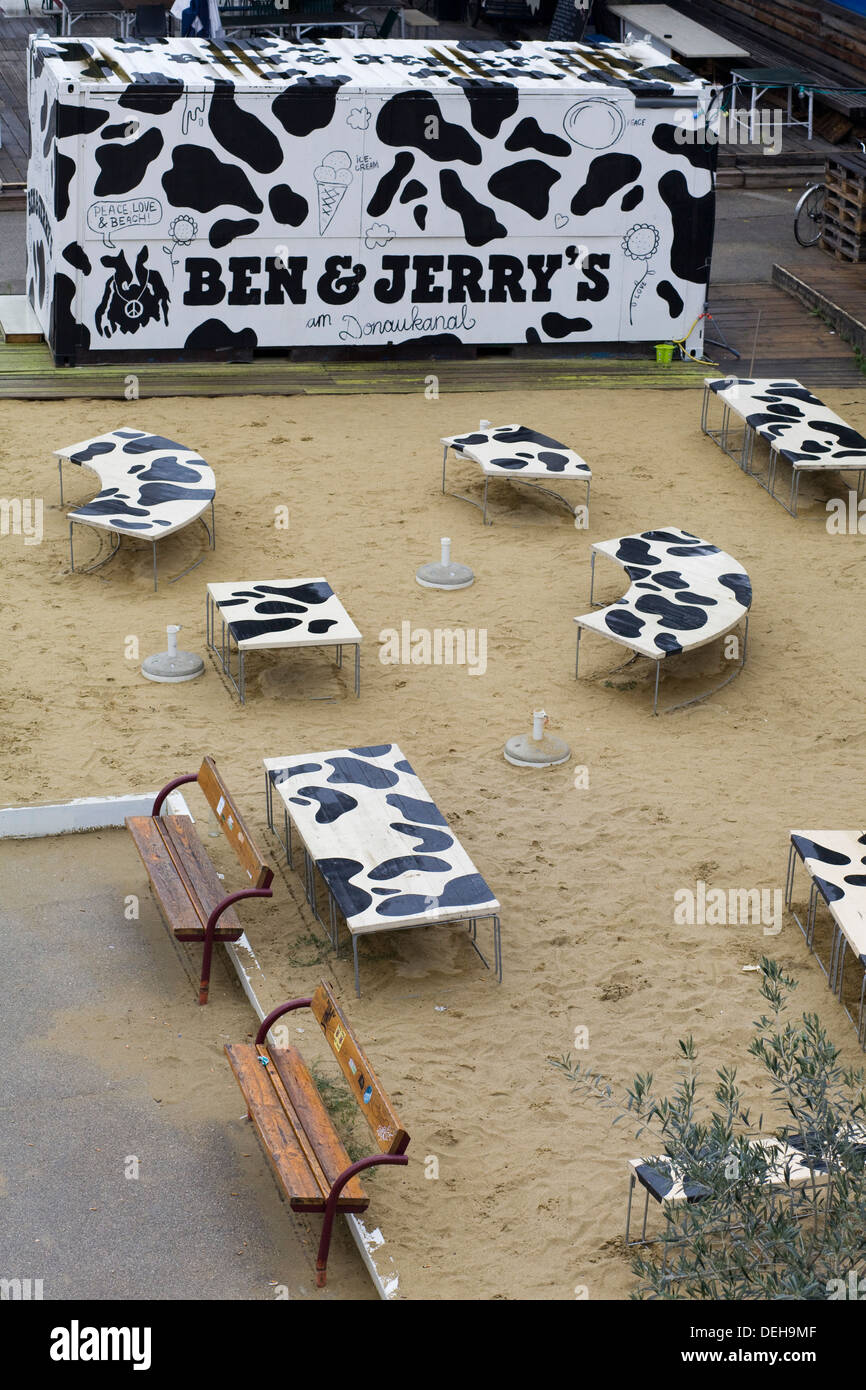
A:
[95,246,170,338]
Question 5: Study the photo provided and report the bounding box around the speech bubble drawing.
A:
[86,198,163,248]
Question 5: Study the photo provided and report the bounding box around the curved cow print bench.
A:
[573,527,752,715]
[54,427,215,589]
[264,742,501,995]
[786,830,866,1048]
[702,378,866,517]
[441,424,591,525]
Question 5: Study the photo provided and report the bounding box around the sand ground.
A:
[3,385,866,1300]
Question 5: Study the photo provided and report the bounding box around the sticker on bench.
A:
[348,1056,356,1073]
[363,1086,373,1104]
[216,796,225,817]
[333,1024,346,1052]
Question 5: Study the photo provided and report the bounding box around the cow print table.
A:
[206,578,362,704]
[702,377,866,517]
[54,427,215,590]
[264,742,501,995]
[441,424,592,525]
[626,1131,859,1244]
[573,526,752,714]
[787,829,866,1046]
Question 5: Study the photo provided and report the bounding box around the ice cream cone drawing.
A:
[314,151,352,234]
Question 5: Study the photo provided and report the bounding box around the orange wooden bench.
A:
[126,756,273,1004]
[226,978,410,1287]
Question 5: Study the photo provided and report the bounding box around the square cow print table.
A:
[206,578,362,703]
[441,423,592,525]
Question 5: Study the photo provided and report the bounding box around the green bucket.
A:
[655,343,675,364]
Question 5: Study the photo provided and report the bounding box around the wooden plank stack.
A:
[822,152,866,263]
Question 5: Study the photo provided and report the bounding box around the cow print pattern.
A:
[790,829,866,962]
[630,1129,866,1205]
[576,526,752,660]
[441,423,591,478]
[54,427,214,537]
[26,36,715,356]
[207,578,361,648]
[707,378,866,471]
[265,743,499,933]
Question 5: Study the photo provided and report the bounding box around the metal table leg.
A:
[354,643,360,697]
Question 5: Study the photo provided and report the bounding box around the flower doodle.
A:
[162,214,198,279]
[622,223,660,326]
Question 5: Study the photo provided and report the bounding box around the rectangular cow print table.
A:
[702,378,866,516]
[264,742,501,994]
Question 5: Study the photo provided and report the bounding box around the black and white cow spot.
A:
[440,169,505,246]
[54,152,76,220]
[269,183,309,226]
[56,102,108,138]
[456,82,519,138]
[272,75,350,137]
[94,128,164,196]
[656,279,684,317]
[184,320,258,353]
[117,76,184,116]
[209,217,260,248]
[162,145,263,214]
[571,153,642,215]
[658,170,713,284]
[505,115,571,159]
[487,160,560,219]
[367,152,415,218]
[541,312,591,338]
[378,92,482,165]
[62,240,91,276]
[209,80,283,174]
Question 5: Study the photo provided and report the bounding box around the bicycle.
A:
[793,182,826,247]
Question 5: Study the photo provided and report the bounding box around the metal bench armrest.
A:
[198,886,272,1006]
[255,995,313,1045]
[317,1153,409,1286]
[152,772,199,817]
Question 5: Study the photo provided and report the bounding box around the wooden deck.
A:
[0,344,711,398]
[0,17,45,195]
[1,277,864,396]
[773,257,866,357]
[707,279,866,386]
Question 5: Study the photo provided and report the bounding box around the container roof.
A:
[31,35,707,96]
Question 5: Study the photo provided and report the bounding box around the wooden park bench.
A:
[225,979,410,1287]
[126,756,273,1004]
